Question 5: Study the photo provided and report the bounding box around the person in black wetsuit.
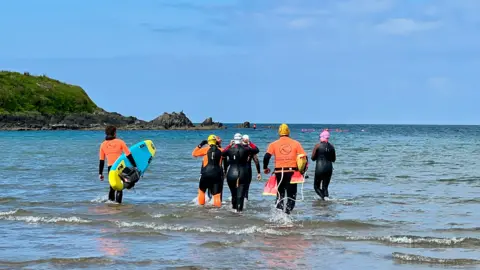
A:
[192,135,224,207]
[241,134,261,201]
[222,133,259,212]
[202,136,224,202]
[311,130,336,200]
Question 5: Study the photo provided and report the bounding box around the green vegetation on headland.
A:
[0,71,98,115]
[0,71,229,131]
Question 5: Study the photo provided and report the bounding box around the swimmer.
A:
[241,134,262,201]
[263,124,307,214]
[98,125,138,204]
[311,130,336,200]
[222,133,259,212]
[192,135,224,207]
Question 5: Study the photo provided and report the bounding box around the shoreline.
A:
[0,126,229,131]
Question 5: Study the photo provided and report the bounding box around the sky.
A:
[0,0,479,124]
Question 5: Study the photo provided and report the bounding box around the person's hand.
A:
[256,173,262,181]
[230,140,235,146]
[99,174,104,181]
[198,140,208,147]
[264,168,271,174]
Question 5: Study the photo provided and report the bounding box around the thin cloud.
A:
[376,18,440,35]
[272,6,329,16]
[336,0,395,13]
[288,18,316,29]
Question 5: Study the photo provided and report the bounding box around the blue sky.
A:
[1,0,479,124]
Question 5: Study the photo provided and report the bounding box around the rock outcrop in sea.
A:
[235,121,251,128]
[149,111,194,129]
[200,117,224,129]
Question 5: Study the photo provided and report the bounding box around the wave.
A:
[391,252,480,265]
[299,219,390,230]
[0,209,91,224]
[435,227,480,232]
[0,196,17,203]
[0,257,113,268]
[199,240,245,249]
[437,176,479,184]
[114,221,286,236]
[0,257,185,268]
[150,213,183,219]
[339,235,480,248]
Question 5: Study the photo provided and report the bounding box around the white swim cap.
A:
[234,133,242,144]
[242,134,249,144]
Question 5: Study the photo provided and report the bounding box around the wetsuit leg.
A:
[227,179,237,210]
[198,175,210,205]
[323,170,332,197]
[210,174,223,207]
[274,172,295,214]
[285,181,297,213]
[227,168,240,210]
[314,170,332,200]
[236,169,250,212]
[115,190,123,204]
[313,172,324,199]
[108,186,116,201]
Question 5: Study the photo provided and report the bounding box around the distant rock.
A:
[200,117,224,129]
[235,121,250,128]
[149,111,194,129]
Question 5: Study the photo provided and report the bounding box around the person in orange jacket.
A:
[98,125,137,204]
[192,135,224,207]
[263,124,307,214]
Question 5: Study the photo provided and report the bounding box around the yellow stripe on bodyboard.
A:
[108,160,126,191]
[145,140,156,157]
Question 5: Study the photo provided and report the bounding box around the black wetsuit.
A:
[311,142,336,199]
[199,145,223,198]
[222,143,259,211]
[204,143,225,201]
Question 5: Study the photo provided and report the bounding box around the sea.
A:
[0,124,479,270]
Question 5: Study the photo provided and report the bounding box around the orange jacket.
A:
[99,138,131,166]
[265,136,306,169]
[192,145,224,168]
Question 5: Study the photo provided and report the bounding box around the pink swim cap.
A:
[320,130,330,142]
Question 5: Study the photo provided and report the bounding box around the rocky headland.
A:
[0,71,226,131]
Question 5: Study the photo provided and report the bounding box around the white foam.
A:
[90,195,109,203]
[150,213,182,218]
[115,221,285,236]
[0,215,91,224]
[0,209,18,216]
[267,208,294,227]
[347,235,470,245]
[191,194,213,205]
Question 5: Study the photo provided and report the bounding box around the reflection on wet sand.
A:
[96,228,128,257]
[259,234,312,269]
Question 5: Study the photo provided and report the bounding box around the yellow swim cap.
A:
[278,123,290,136]
[207,134,217,145]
